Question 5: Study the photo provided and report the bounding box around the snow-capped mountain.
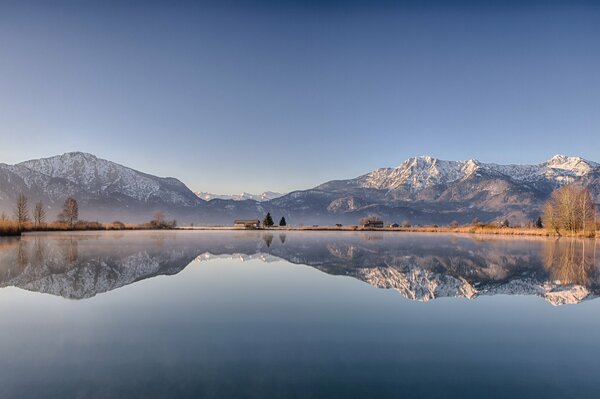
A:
[19,152,199,206]
[271,154,600,225]
[0,152,202,222]
[324,154,599,192]
[0,152,598,225]
[195,191,283,202]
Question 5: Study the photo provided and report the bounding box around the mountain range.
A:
[271,154,600,225]
[195,191,284,202]
[0,151,598,225]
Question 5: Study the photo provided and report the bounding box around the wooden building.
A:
[361,218,384,228]
[234,219,261,229]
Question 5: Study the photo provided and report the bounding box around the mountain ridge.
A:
[0,151,203,222]
[274,154,600,225]
[0,151,598,225]
[195,191,284,202]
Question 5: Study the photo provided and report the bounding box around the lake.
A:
[0,230,599,398]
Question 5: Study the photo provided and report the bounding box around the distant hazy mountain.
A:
[0,152,598,225]
[195,191,283,202]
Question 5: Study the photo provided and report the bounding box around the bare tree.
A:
[151,211,165,227]
[149,211,176,229]
[33,201,47,228]
[0,212,7,221]
[14,192,30,228]
[59,197,79,226]
[543,185,596,235]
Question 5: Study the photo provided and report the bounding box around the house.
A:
[361,218,384,228]
[234,219,261,229]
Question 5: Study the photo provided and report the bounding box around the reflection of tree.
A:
[542,238,596,286]
[262,234,273,248]
[33,237,46,264]
[60,238,79,263]
[150,233,166,249]
[16,239,28,271]
[150,233,177,249]
[279,234,286,245]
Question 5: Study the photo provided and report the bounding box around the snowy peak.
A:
[354,154,599,191]
[196,191,284,202]
[360,156,482,190]
[17,151,198,206]
[544,155,598,176]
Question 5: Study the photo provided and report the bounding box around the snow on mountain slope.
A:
[357,156,481,190]
[355,266,594,305]
[485,155,598,184]
[0,163,83,203]
[1,151,598,225]
[18,152,199,206]
[196,191,284,202]
[351,155,599,191]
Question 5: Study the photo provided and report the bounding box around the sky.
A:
[0,0,599,194]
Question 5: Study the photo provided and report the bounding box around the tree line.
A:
[1,193,179,235]
[7,192,79,229]
[543,185,597,236]
[262,212,286,227]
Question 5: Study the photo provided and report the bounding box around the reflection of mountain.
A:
[299,236,600,306]
[0,233,200,299]
[0,232,598,305]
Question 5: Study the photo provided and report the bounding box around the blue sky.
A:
[0,0,598,194]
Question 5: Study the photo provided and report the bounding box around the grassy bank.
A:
[179,224,598,238]
[3,221,595,239]
[389,225,597,238]
[0,220,175,236]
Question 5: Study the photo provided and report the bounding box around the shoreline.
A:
[2,225,595,239]
[176,225,599,238]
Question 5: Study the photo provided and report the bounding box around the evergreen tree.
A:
[279,216,287,226]
[263,212,274,227]
[535,216,543,229]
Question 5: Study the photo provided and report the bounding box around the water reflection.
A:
[543,238,597,286]
[0,231,598,305]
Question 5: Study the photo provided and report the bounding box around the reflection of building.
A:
[234,219,261,229]
[361,218,384,228]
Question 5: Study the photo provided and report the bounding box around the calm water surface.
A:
[0,230,599,398]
